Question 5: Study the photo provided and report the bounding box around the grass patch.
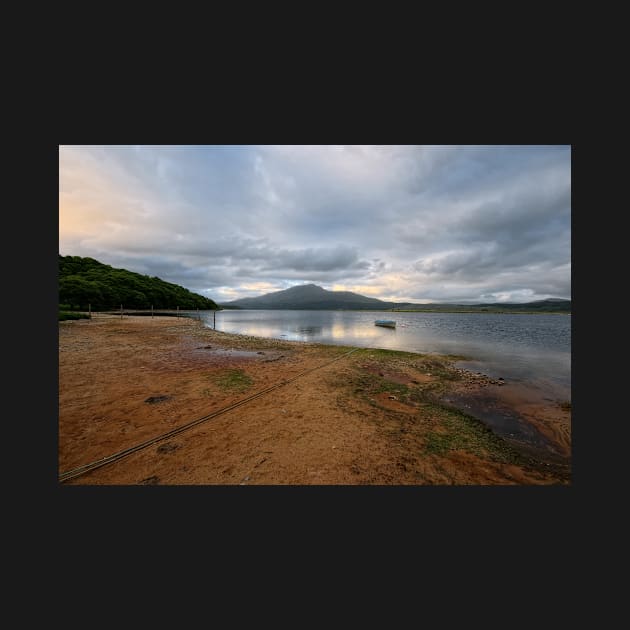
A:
[350,371,411,402]
[349,353,458,407]
[415,358,461,381]
[375,381,410,397]
[408,381,450,403]
[210,368,253,393]
[347,348,469,419]
[59,311,90,321]
[422,402,525,464]
[360,348,421,360]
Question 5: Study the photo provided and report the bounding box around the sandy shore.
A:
[58,315,571,485]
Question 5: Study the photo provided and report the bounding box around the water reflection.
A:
[200,309,570,393]
[289,325,323,341]
[215,312,389,344]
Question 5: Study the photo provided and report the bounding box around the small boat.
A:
[374,320,396,328]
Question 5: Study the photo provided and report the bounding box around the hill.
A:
[222,284,571,312]
[59,255,218,311]
[390,298,571,313]
[223,283,390,310]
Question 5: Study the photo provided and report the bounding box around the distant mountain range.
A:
[221,284,571,313]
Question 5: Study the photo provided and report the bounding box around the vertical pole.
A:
[120,304,123,320]
[214,310,216,330]
[88,303,91,320]
[151,304,154,319]
[197,307,199,320]
[177,305,179,317]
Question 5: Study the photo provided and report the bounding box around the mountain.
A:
[59,255,218,311]
[223,283,391,310]
[222,284,571,312]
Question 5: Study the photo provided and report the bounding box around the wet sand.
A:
[58,315,571,485]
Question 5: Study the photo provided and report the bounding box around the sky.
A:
[59,145,571,304]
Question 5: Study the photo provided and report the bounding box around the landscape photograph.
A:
[58,145,571,485]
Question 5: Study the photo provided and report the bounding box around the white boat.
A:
[374,320,396,328]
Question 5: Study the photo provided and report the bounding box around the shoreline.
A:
[59,315,571,485]
[202,317,572,463]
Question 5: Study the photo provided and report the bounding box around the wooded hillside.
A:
[59,255,217,311]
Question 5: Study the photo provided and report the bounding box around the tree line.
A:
[59,255,218,311]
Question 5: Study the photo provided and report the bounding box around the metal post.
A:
[213,310,216,329]
[120,304,123,319]
[88,303,91,320]
[197,307,199,320]
[177,305,179,317]
[151,304,154,319]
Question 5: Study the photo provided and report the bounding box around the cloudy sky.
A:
[59,145,571,304]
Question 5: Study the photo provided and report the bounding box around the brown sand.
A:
[58,315,570,485]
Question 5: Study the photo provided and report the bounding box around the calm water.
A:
[196,309,571,400]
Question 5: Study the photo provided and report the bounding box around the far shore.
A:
[60,307,571,322]
[58,314,571,485]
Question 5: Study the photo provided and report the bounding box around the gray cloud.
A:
[59,145,571,303]
[261,246,367,273]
